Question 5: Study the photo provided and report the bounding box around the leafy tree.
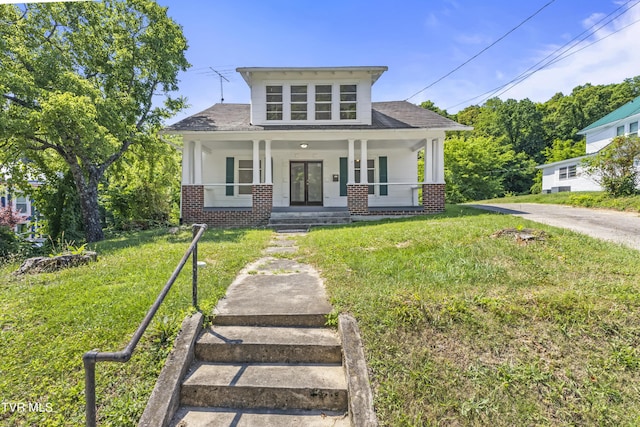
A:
[420,100,453,119]
[542,138,586,163]
[583,135,640,197]
[444,135,521,202]
[102,135,181,230]
[0,1,189,242]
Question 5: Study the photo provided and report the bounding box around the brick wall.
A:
[181,185,273,227]
[252,184,273,225]
[422,183,445,213]
[347,184,369,215]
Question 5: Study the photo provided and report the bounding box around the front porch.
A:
[181,182,445,228]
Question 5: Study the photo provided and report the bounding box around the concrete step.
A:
[181,362,348,412]
[268,217,351,225]
[213,313,329,328]
[170,407,350,427]
[196,326,342,364]
[269,211,350,219]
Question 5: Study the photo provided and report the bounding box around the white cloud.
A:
[501,5,640,102]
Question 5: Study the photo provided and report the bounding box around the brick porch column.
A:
[347,184,369,215]
[181,185,204,224]
[252,184,273,225]
[422,183,445,213]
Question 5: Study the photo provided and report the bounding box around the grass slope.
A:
[479,191,640,212]
[298,206,640,426]
[0,227,271,426]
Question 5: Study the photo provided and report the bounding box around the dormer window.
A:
[291,85,307,120]
[340,85,357,120]
[266,86,283,120]
[315,85,332,120]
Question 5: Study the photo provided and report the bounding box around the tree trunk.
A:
[77,178,104,243]
[66,159,105,243]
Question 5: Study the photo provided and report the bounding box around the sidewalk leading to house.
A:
[163,231,353,427]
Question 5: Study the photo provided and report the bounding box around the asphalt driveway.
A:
[469,203,640,251]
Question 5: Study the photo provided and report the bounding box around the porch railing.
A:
[82,223,208,427]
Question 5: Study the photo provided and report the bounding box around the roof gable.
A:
[579,95,640,134]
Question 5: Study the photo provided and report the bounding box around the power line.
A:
[404,0,556,102]
[446,0,640,110]
[478,0,640,104]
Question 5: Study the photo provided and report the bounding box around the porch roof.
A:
[165,101,471,133]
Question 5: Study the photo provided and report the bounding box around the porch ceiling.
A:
[200,138,423,152]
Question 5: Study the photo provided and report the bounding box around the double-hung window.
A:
[15,196,28,214]
[266,86,283,120]
[355,159,375,194]
[290,85,307,120]
[559,165,576,180]
[315,85,332,120]
[238,160,261,195]
[340,85,357,120]
[617,125,625,136]
[630,121,638,135]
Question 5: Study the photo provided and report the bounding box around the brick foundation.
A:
[181,185,273,228]
[347,184,369,215]
[422,183,445,213]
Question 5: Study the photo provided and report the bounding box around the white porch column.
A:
[194,141,203,185]
[436,138,445,183]
[360,139,368,184]
[264,139,272,184]
[424,138,433,183]
[182,141,193,184]
[347,139,355,184]
[252,139,260,184]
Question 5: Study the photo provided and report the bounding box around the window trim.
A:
[340,84,357,120]
[237,159,262,195]
[266,85,283,121]
[354,159,375,194]
[290,85,307,120]
[559,165,577,180]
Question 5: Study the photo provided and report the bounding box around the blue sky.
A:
[6,1,639,123]
[156,0,640,124]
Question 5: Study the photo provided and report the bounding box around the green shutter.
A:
[225,157,234,196]
[379,156,388,196]
[339,157,348,196]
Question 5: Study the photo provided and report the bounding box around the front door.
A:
[290,161,323,206]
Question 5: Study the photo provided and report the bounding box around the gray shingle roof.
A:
[165,101,469,132]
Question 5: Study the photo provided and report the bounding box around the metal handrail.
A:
[82,223,208,427]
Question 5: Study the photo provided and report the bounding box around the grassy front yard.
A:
[2,206,640,426]
[298,206,640,426]
[0,227,272,426]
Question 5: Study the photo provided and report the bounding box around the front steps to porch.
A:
[172,321,349,426]
[268,208,351,231]
[139,233,376,427]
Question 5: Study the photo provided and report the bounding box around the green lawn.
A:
[298,206,640,426]
[0,227,272,426]
[477,191,640,212]
[3,207,640,426]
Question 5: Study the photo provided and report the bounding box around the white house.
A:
[538,95,640,193]
[166,66,471,227]
[0,184,39,234]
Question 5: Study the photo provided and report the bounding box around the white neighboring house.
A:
[538,95,640,193]
[0,183,39,234]
[166,66,471,227]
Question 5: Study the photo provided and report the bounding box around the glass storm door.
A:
[290,161,323,206]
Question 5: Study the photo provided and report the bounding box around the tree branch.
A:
[3,94,39,111]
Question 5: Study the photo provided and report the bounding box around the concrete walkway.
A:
[213,232,334,327]
[169,231,351,427]
[469,203,640,251]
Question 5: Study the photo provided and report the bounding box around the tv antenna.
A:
[210,67,230,103]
